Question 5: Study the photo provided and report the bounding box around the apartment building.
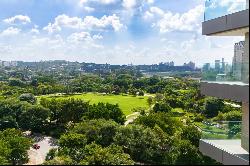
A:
[233,41,245,80]
[199,0,249,165]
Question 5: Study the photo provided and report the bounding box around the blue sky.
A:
[0,0,244,66]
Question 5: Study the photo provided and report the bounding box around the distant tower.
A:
[221,58,225,73]
[202,63,210,71]
[215,60,221,73]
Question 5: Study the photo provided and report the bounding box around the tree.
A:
[203,98,225,118]
[114,125,171,164]
[154,93,164,102]
[59,133,87,149]
[135,112,183,136]
[138,90,144,96]
[169,140,203,165]
[40,98,89,124]
[0,99,26,130]
[0,140,11,165]
[147,96,153,106]
[181,125,202,147]
[71,119,119,147]
[153,102,172,113]
[43,156,73,165]
[164,95,184,108]
[128,88,137,96]
[85,103,126,124]
[8,78,25,87]
[19,105,50,132]
[0,129,32,165]
[223,111,242,121]
[80,143,135,165]
[19,93,37,104]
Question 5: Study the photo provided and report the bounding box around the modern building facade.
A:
[199,0,249,165]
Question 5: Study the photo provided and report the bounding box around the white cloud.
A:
[0,27,21,36]
[147,5,204,33]
[84,6,95,12]
[144,6,165,20]
[30,28,40,34]
[43,14,81,33]
[82,14,123,32]
[146,0,154,4]
[43,23,61,34]
[207,0,246,13]
[150,7,165,16]
[79,0,118,6]
[43,14,123,33]
[3,15,31,24]
[67,32,92,43]
[122,0,137,9]
[93,34,103,40]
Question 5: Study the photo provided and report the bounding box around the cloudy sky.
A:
[0,0,245,66]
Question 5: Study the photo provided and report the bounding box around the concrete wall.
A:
[241,32,249,153]
[201,82,249,102]
[199,140,249,165]
[242,102,249,152]
[202,9,249,36]
[242,33,249,83]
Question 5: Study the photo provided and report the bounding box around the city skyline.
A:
[0,0,244,66]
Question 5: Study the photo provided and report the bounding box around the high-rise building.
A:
[221,58,225,73]
[233,41,245,80]
[199,0,249,165]
[202,63,210,71]
[215,60,220,73]
[184,61,195,70]
[169,61,174,66]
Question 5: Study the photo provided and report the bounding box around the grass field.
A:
[38,93,149,116]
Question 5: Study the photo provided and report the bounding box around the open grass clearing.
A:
[37,93,149,116]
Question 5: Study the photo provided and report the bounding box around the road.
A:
[25,136,58,165]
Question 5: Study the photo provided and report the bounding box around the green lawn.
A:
[38,93,149,116]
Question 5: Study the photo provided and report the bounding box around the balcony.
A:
[201,61,249,102]
[202,0,249,36]
[198,121,249,165]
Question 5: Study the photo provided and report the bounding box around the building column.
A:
[242,102,249,152]
[242,33,249,83]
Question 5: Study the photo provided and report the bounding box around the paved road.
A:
[25,136,58,165]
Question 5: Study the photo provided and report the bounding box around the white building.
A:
[233,41,245,80]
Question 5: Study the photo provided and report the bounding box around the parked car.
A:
[32,144,40,150]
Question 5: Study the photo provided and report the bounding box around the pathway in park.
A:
[125,103,155,126]
[25,134,58,165]
[125,112,140,126]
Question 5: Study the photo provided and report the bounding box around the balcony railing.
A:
[204,0,247,21]
[202,62,249,85]
[197,121,242,140]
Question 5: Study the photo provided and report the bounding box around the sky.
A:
[0,0,245,66]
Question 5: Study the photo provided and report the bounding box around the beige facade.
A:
[241,31,249,152]
[242,102,249,152]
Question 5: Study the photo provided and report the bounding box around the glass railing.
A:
[197,121,242,139]
[202,61,249,85]
[204,0,247,21]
